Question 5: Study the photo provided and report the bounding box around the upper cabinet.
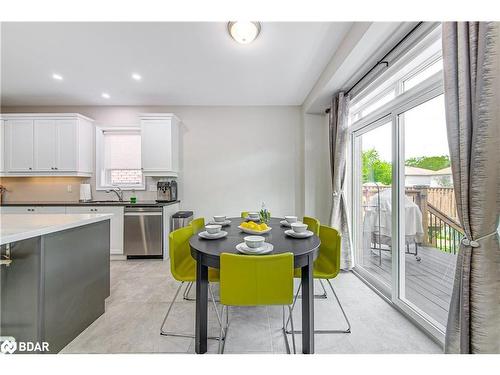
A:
[140,113,180,177]
[1,113,94,177]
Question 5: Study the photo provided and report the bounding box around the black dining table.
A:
[189,217,320,354]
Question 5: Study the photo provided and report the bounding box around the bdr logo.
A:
[0,336,50,354]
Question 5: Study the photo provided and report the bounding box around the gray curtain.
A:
[442,22,500,354]
[329,92,353,270]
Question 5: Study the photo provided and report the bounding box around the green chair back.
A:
[303,216,320,236]
[241,211,249,218]
[190,217,205,233]
[169,226,195,282]
[315,225,342,279]
[220,253,294,306]
[169,225,219,283]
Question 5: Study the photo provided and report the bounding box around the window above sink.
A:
[95,127,145,191]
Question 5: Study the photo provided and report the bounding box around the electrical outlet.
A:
[67,185,72,193]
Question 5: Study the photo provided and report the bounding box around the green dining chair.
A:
[217,252,297,354]
[181,217,206,301]
[288,225,351,335]
[160,225,223,339]
[190,217,205,233]
[303,216,320,236]
[301,216,329,298]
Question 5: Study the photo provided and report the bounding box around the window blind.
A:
[103,131,141,170]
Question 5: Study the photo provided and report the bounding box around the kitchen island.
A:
[0,214,112,353]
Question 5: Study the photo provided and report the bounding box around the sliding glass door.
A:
[397,94,458,332]
[352,119,394,297]
[349,23,460,342]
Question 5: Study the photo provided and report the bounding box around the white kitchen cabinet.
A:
[1,113,94,177]
[140,113,180,177]
[56,119,78,171]
[0,206,66,214]
[34,119,57,171]
[66,206,124,255]
[5,119,34,172]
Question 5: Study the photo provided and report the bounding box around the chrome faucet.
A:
[105,187,124,202]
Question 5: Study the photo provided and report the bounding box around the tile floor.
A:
[61,260,443,354]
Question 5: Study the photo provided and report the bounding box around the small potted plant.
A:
[259,202,271,224]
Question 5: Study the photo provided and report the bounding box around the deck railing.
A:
[362,185,464,254]
[427,203,464,254]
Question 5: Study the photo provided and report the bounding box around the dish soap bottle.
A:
[130,189,137,204]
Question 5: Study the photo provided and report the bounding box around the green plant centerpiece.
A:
[259,202,271,224]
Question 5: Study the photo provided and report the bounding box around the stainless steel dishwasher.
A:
[124,206,163,258]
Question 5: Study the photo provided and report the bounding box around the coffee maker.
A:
[156,180,178,202]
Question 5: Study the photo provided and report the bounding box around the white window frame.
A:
[348,25,447,346]
[95,127,145,191]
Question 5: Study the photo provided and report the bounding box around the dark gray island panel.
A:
[0,237,42,346]
[0,219,110,354]
[42,221,110,353]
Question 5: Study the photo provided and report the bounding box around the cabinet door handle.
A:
[1,245,12,267]
[28,167,32,170]
[0,259,12,267]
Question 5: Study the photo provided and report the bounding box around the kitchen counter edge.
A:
[0,200,180,207]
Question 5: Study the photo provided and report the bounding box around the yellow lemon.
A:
[259,223,268,231]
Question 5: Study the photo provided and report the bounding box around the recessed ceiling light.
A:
[131,73,142,81]
[101,92,110,99]
[228,21,261,44]
[52,73,63,81]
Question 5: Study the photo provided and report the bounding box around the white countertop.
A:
[0,213,113,245]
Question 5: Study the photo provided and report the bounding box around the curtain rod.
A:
[325,22,423,114]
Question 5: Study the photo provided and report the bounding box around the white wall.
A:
[303,113,332,224]
[1,106,303,220]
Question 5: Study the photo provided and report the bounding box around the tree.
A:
[362,149,392,185]
[405,155,450,171]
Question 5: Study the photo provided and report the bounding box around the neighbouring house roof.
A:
[404,166,452,176]
[433,166,452,175]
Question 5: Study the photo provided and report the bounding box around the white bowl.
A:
[244,235,265,249]
[291,222,307,233]
[205,224,222,234]
[213,215,226,223]
[285,216,298,224]
[247,212,259,219]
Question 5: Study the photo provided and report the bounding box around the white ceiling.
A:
[0,22,352,106]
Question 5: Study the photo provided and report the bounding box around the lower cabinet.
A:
[65,206,124,255]
[0,206,66,214]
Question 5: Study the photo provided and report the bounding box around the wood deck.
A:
[361,244,457,328]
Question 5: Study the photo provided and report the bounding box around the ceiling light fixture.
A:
[227,21,261,44]
[52,73,63,81]
[131,73,142,81]
[101,92,110,99]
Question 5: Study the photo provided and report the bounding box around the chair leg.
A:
[285,279,351,334]
[182,281,195,301]
[218,306,229,354]
[281,305,296,354]
[160,281,223,339]
[209,283,225,339]
[296,279,327,299]
[288,305,296,353]
[319,279,351,334]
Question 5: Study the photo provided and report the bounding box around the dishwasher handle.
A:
[124,212,162,216]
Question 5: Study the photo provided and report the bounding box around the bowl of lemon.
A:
[238,221,272,235]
